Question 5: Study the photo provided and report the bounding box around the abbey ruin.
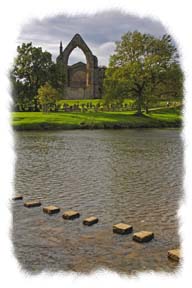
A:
[56,34,106,99]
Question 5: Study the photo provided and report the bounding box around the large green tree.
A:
[49,61,66,97]
[11,42,55,111]
[104,31,183,115]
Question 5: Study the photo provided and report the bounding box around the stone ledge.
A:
[133,231,154,243]
[62,210,80,220]
[113,223,133,234]
[12,195,23,201]
[43,205,60,215]
[83,216,98,226]
[24,200,41,208]
[168,249,181,262]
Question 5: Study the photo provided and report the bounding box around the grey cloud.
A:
[18,10,167,66]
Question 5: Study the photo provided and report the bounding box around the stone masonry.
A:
[56,34,106,99]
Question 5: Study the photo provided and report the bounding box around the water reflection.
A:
[13,129,182,274]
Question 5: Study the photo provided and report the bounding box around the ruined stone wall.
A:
[68,62,87,88]
[65,86,92,99]
[57,34,106,99]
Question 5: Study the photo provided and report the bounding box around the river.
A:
[12,129,183,274]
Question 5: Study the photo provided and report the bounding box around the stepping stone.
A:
[168,249,181,262]
[12,195,23,201]
[24,200,41,208]
[43,205,60,215]
[133,231,154,243]
[113,223,133,234]
[62,210,80,220]
[83,216,98,226]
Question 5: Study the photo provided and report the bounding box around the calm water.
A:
[12,129,183,274]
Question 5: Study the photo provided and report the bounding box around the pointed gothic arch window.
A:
[68,47,87,65]
[57,34,99,98]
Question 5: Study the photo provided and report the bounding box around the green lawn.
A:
[12,107,182,130]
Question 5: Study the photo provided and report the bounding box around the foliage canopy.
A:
[11,42,65,111]
[37,82,59,113]
[104,31,183,115]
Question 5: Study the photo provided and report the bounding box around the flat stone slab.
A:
[168,249,181,262]
[24,200,41,208]
[43,205,60,215]
[133,231,154,243]
[83,216,98,226]
[113,223,133,234]
[63,210,80,220]
[12,195,23,201]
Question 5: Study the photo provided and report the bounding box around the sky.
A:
[18,10,167,66]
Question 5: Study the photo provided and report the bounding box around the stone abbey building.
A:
[56,34,106,99]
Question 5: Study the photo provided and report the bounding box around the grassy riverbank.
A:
[12,107,182,130]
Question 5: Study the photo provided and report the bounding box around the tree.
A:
[49,61,66,97]
[10,73,32,111]
[11,42,54,111]
[104,31,183,115]
[37,83,59,113]
[153,62,183,102]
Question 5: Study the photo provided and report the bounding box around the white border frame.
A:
[0,0,191,287]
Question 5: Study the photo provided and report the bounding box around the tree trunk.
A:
[136,92,143,116]
[133,83,145,116]
[34,97,38,112]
